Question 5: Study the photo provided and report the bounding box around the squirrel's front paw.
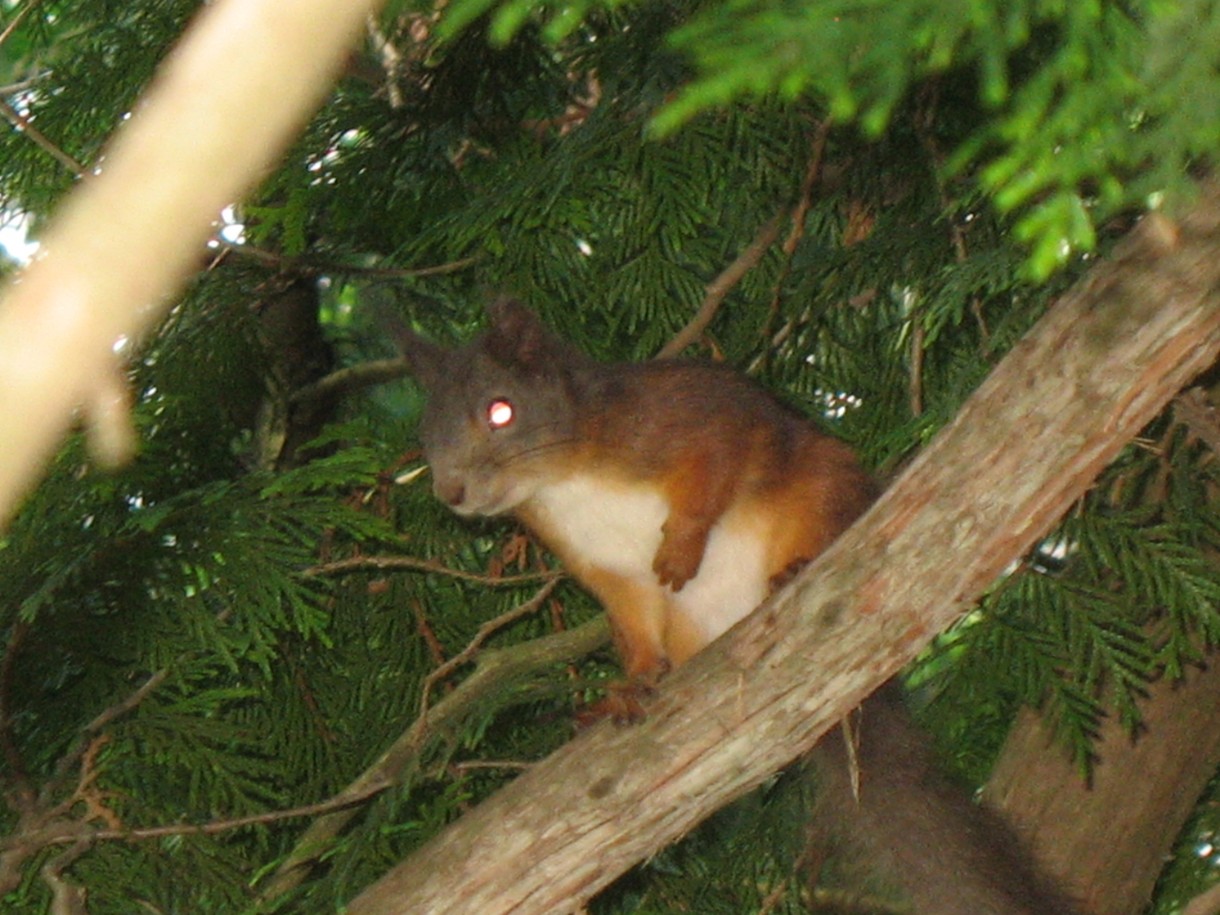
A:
[653,525,707,590]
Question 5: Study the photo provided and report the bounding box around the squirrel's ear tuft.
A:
[484,297,557,369]
[379,307,447,390]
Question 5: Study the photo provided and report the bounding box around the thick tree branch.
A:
[1183,882,1220,915]
[987,654,1220,914]
[0,0,380,528]
[342,192,1220,915]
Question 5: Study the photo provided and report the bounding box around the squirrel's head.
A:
[389,298,582,517]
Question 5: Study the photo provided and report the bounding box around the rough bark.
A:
[987,657,1220,915]
[342,192,1220,915]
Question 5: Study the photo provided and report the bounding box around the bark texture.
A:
[343,192,1220,915]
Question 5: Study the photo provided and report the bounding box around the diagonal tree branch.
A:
[340,190,1220,915]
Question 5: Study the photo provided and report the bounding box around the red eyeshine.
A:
[486,398,515,429]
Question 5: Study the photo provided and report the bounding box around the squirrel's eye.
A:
[486,398,515,430]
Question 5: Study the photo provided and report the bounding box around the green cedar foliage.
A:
[0,1,1217,912]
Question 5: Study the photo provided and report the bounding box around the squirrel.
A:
[388,297,1080,915]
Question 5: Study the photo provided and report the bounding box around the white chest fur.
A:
[523,474,770,644]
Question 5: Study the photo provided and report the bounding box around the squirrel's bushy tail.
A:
[810,686,1081,915]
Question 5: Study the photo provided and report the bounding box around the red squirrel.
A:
[389,298,1080,915]
[390,297,874,681]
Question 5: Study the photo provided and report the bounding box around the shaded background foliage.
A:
[0,0,1219,911]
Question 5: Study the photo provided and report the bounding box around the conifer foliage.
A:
[0,1,1219,912]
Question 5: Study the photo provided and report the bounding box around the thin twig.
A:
[218,242,479,279]
[0,98,85,178]
[0,73,50,96]
[0,0,43,51]
[656,213,785,359]
[909,318,925,418]
[759,120,832,358]
[413,598,447,666]
[305,554,563,587]
[46,670,168,795]
[290,357,409,406]
[787,121,831,243]
[21,777,394,850]
[418,577,562,719]
[915,81,989,347]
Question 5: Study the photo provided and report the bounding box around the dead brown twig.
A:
[0,98,85,178]
[417,577,562,719]
[217,242,479,279]
[656,213,785,359]
[753,120,834,369]
[305,553,563,587]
